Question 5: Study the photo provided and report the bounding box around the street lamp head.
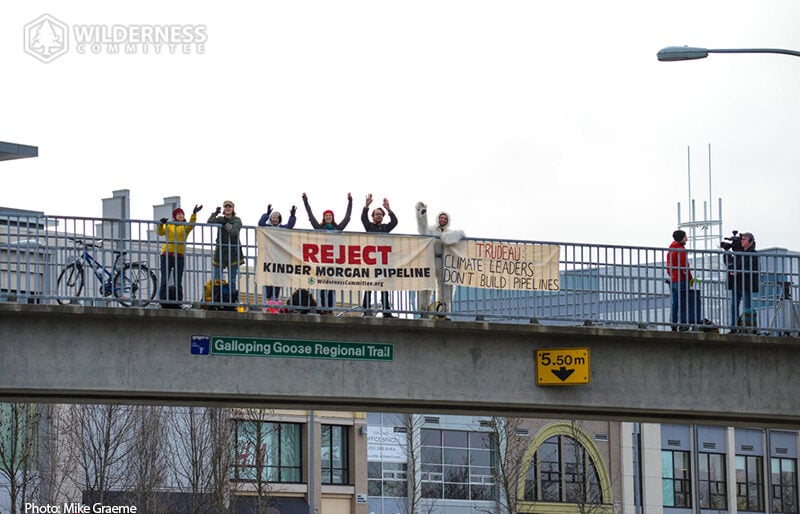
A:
[658,45,800,61]
[657,46,710,61]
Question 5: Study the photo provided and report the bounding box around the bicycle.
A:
[56,238,158,307]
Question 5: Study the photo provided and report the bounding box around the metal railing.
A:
[1,214,799,335]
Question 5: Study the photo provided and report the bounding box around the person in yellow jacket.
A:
[157,204,202,304]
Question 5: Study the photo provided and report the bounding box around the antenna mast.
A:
[677,144,723,250]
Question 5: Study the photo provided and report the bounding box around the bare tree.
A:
[476,417,615,514]
[0,403,41,514]
[566,420,611,514]
[37,404,80,506]
[209,408,233,514]
[381,414,436,514]
[64,403,137,504]
[232,408,280,514]
[126,405,170,513]
[167,406,233,514]
[471,417,530,514]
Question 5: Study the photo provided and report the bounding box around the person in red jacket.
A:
[666,230,694,330]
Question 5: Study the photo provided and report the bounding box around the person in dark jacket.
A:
[360,194,398,317]
[257,204,297,300]
[207,200,244,291]
[302,192,352,231]
[301,192,353,313]
[257,204,297,229]
[726,231,759,331]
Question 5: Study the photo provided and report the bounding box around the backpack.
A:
[203,279,221,304]
[426,301,450,320]
[738,309,757,330]
[288,289,316,313]
[160,285,182,309]
[204,279,238,311]
[265,300,287,314]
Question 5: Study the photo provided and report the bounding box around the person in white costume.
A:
[416,201,465,314]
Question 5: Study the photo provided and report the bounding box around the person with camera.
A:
[726,231,759,333]
[666,229,696,330]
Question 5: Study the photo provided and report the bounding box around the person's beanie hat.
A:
[323,209,335,219]
[673,229,687,242]
[172,207,185,218]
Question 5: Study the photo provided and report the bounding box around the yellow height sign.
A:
[536,348,590,386]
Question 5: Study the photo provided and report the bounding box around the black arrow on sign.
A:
[551,367,575,381]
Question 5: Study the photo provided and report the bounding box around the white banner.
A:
[256,229,436,292]
[443,240,560,291]
[367,426,407,463]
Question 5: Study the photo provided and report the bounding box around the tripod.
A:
[769,281,800,337]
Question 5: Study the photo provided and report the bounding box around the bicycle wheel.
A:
[56,262,84,304]
[113,263,158,307]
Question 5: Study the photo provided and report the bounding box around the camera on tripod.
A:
[720,230,743,251]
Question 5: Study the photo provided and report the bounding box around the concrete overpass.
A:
[1,303,799,428]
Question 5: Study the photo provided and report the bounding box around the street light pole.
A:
[657,45,800,61]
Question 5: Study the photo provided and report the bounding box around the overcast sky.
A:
[3,1,799,251]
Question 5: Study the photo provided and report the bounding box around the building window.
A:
[524,435,603,504]
[699,452,727,509]
[368,461,408,497]
[321,425,349,485]
[539,437,561,501]
[564,436,601,503]
[232,420,302,483]
[662,450,691,508]
[420,429,495,501]
[737,454,765,511]
[772,457,798,513]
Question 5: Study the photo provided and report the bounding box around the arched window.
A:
[523,434,603,504]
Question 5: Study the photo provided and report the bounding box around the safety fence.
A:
[1,214,799,335]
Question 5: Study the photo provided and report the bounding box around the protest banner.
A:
[442,240,560,291]
[256,229,436,292]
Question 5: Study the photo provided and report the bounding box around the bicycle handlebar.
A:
[68,238,104,249]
